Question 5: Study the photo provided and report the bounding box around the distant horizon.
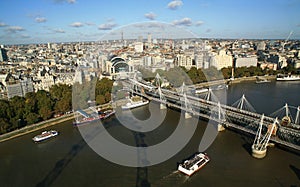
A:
[1,0,300,45]
[2,37,299,47]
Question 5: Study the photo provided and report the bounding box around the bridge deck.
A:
[123,79,300,151]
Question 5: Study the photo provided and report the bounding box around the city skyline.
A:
[1,0,300,45]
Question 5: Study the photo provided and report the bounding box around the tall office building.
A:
[138,36,143,42]
[147,33,152,44]
[257,41,266,51]
[6,78,34,99]
[134,42,143,53]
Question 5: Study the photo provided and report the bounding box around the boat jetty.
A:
[121,96,149,110]
[73,107,115,126]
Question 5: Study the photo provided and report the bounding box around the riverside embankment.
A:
[0,103,112,143]
[0,113,74,143]
[192,75,276,88]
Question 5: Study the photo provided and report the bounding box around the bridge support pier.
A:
[251,146,267,159]
[160,103,167,110]
[185,112,192,119]
[217,124,225,132]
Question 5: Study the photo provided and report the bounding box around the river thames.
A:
[0,80,300,187]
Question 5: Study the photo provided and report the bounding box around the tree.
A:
[0,118,10,134]
[284,63,296,74]
[165,67,192,87]
[25,112,40,125]
[95,78,113,105]
[54,98,71,114]
[187,67,200,84]
[95,78,113,97]
[36,90,53,120]
[138,68,155,81]
[0,100,12,120]
[96,95,106,105]
[104,92,111,103]
[24,92,38,114]
[39,106,52,120]
[50,84,72,114]
[197,68,207,82]
[203,66,223,81]
[9,96,25,120]
[221,67,232,79]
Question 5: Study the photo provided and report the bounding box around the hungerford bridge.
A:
[117,74,300,152]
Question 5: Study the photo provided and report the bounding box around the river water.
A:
[0,81,300,187]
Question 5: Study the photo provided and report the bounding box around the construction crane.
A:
[282,30,293,53]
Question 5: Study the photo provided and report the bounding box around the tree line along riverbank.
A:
[0,102,112,143]
[0,65,296,141]
[0,78,113,136]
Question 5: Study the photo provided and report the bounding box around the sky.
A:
[0,0,300,44]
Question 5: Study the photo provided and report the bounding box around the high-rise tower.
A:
[147,33,152,44]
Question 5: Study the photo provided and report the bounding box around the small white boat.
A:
[256,80,271,83]
[178,152,210,176]
[195,88,209,94]
[256,76,271,84]
[121,96,149,110]
[211,84,228,91]
[32,130,58,142]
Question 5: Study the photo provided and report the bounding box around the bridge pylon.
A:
[155,73,167,109]
[269,103,300,127]
[204,88,219,102]
[295,106,300,125]
[217,102,226,132]
[252,116,278,159]
[232,94,256,112]
[179,82,193,119]
[158,86,167,109]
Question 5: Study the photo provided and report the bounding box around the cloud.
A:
[67,0,76,3]
[98,23,117,30]
[44,26,66,34]
[206,29,212,33]
[6,26,25,33]
[134,22,166,30]
[195,21,204,26]
[144,12,157,20]
[172,17,192,26]
[35,17,47,23]
[53,0,76,4]
[167,0,183,10]
[297,24,300,27]
[85,22,95,26]
[70,22,84,27]
[106,18,115,22]
[20,34,30,39]
[0,22,7,27]
[53,28,65,33]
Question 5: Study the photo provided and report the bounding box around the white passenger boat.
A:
[276,74,300,81]
[178,152,210,176]
[121,96,149,110]
[32,130,58,142]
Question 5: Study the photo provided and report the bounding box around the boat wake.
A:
[151,171,189,187]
